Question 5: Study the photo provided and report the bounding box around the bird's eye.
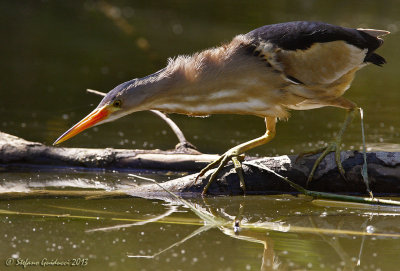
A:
[113,100,122,108]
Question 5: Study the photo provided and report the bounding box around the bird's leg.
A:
[232,156,246,192]
[304,102,357,186]
[196,117,277,195]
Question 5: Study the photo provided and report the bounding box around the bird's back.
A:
[147,21,389,118]
[226,21,389,112]
[246,21,387,66]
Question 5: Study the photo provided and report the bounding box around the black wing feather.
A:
[246,21,386,66]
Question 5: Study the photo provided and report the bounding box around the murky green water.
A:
[2,172,400,271]
[1,1,400,270]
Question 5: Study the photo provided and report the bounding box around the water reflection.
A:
[3,170,400,270]
[196,196,400,270]
[2,171,400,270]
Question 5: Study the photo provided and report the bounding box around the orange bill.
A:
[53,105,110,145]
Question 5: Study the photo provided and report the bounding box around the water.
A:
[1,1,400,270]
[1,174,400,270]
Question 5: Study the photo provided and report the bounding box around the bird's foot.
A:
[298,138,346,186]
[195,148,246,195]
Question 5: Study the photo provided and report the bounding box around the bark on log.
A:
[131,151,400,196]
[1,131,400,196]
[0,132,216,171]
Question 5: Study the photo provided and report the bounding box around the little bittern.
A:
[54,21,389,195]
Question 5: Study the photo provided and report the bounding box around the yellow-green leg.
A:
[196,117,277,195]
[304,106,357,186]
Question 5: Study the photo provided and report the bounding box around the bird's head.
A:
[53,78,150,145]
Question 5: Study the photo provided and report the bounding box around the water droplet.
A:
[320,211,328,217]
[11,252,19,259]
[366,225,375,233]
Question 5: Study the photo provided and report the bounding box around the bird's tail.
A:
[357,28,389,66]
[357,28,390,38]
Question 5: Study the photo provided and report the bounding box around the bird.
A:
[53,21,389,195]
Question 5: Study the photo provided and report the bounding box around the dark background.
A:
[1,0,399,155]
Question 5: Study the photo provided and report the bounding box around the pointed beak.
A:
[53,105,111,145]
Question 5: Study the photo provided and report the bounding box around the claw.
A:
[194,155,224,184]
[196,116,277,195]
[199,149,244,195]
[201,154,232,195]
[305,140,349,186]
[232,156,246,194]
[335,145,347,180]
[194,147,248,195]
[302,107,357,186]
[306,143,335,186]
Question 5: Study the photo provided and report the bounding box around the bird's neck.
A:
[139,36,256,116]
[135,57,205,113]
[142,50,240,115]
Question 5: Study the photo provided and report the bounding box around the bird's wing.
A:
[245,21,388,86]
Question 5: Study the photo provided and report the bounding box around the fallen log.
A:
[0,132,216,171]
[130,151,400,196]
[1,131,400,195]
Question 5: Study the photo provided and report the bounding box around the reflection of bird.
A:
[54,21,389,195]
